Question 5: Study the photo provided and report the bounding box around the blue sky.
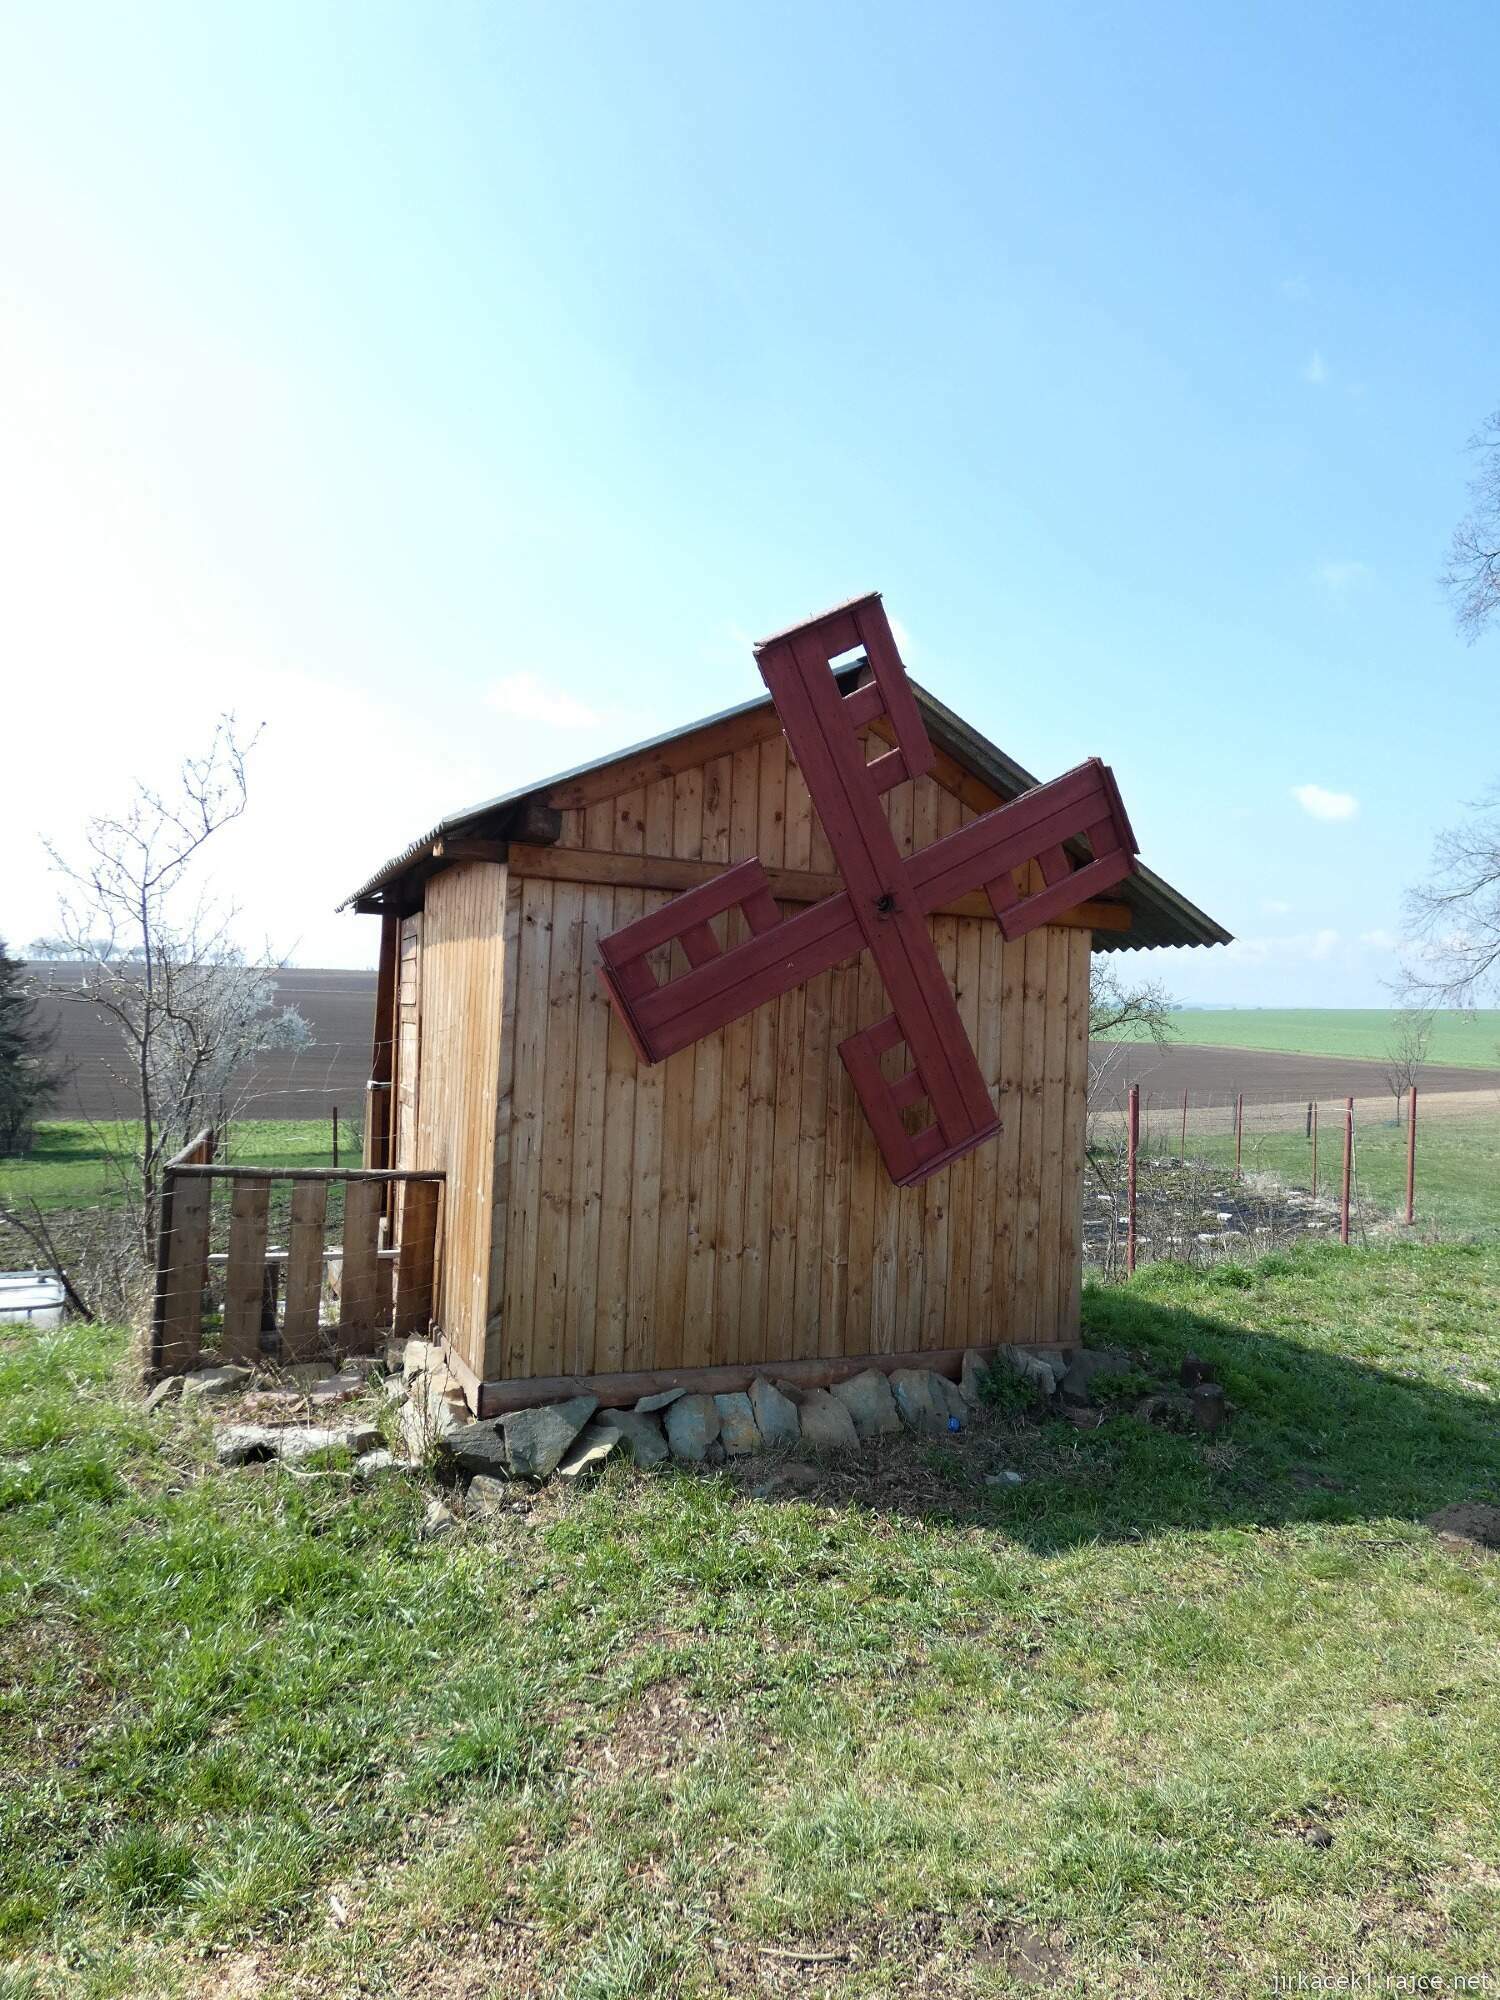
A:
[4,0,1497,1000]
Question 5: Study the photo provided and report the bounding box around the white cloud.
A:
[1293,783,1359,822]
[1225,928,1342,967]
[1359,928,1398,951]
[1260,897,1293,915]
[1316,559,1373,594]
[485,673,606,730]
[1302,349,1329,386]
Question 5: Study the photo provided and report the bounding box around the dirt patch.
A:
[1425,1502,1500,1552]
[572,1675,732,1787]
[714,1909,1074,1995]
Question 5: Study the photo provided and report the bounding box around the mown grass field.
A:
[2,1242,1499,1997]
[1123,1008,1500,1070]
[0,1121,350,1216]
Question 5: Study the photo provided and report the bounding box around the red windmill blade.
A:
[595,594,1138,1186]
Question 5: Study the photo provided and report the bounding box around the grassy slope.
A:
[2,1243,1499,1997]
[1110,1008,1500,1070]
[0,1121,346,1216]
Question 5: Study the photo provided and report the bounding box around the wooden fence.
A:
[149,1128,445,1377]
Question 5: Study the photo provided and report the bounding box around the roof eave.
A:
[342,670,1232,953]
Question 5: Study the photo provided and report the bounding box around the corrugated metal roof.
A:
[341,673,1231,954]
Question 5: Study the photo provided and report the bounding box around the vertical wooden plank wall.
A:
[483,732,1092,1383]
[412,861,508,1379]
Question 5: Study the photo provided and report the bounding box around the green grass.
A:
[0,1121,354,1215]
[1174,1111,1500,1241]
[3,1243,1500,1995]
[1108,1007,1500,1070]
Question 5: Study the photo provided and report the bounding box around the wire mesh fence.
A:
[1086,1079,1500,1279]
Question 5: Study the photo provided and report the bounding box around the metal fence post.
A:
[1340,1095,1353,1245]
[1311,1101,1318,1196]
[1234,1091,1244,1180]
[1126,1083,1139,1277]
[1406,1084,1418,1226]
[332,1105,340,1170]
[1180,1087,1188,1160]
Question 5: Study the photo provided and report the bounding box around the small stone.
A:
[831,1368,901,1439]
[634,1386,689,1414]
[279,1422,382,1463]
[995,1345,1058,1396]
[750,1460,822,1499]
[308,1376,362,1406]
[713,1391,761,1456]
[789,1387,859,1451]
[407,1369,467,1440]
[959,1350,991,1408]
[420,1499,457,1539]
[1190,1383,1228,1433]
[1060,1349,1131,1407]
[889,1368,939,1435]
[748,1377,800,1446]
[182,1365,252,1403]
[338,1354,384,1379]
[502,1395,599,1479]
[594,1409,671,1467]
[381,1376,409,1405]
[1064,1406,1105,1431]
[214,1421,380,1467]
[664,1392,721,1462]
[705,1439,727,1465]
[354,1448,401,1480]
[556,1419,622,1479]
[931,1372,969,1430]
[215,1424,280,1466]
[145,1376,183,1412]
[441,1419,512,1479]
[986,1469,1025,1486]
[403,1338,442,1380]
[465,1473,511,1515]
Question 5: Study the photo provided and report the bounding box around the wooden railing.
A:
[148,1127,444,1377]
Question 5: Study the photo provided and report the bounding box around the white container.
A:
[0,1271,66,1329]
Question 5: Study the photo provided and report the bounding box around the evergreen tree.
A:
[0,940,61,1155]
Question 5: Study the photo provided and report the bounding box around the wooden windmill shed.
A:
[344,608,1227,1415]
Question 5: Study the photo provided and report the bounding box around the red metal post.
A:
[1234,1091,1244,1179]
[1340,1095,1353,1245]
[1405,1085,1417,1225]
[1126,1084,1140,1277]
[1181,1087,1188,1160]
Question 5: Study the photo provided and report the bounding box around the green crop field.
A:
[1108,1008,1500,1070]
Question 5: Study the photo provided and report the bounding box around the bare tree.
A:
[1088,957,1175,1098]
[30,717,310,1276]
[1382,1008,1431,1124]
[1443,410,1500,641]
[1403,785,1500,1007]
